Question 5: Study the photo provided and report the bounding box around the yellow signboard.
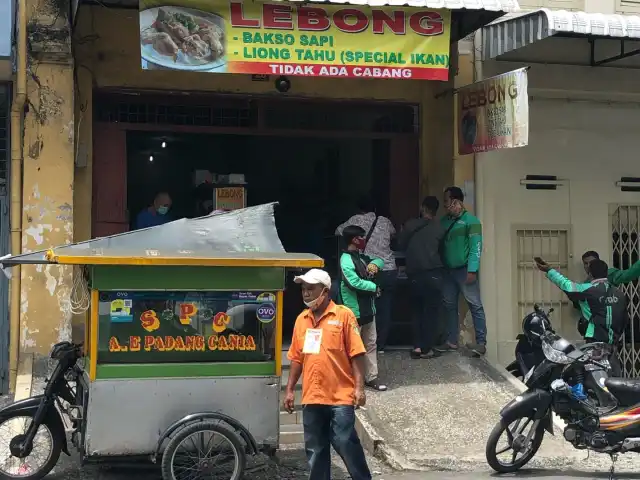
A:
[139,0,451,80]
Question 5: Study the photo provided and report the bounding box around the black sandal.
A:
[365,379,388,391]
[420,350,441,359]
[410,350,422,359]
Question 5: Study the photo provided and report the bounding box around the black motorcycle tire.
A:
[161,421,246,480]
[0,413,63,480]
[485,416,545,474]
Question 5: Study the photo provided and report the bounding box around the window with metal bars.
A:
[94,94,418,134]
[611,204,640,377]
[95,98,254,128]
[515,227,572,336]
[262,102,417,133]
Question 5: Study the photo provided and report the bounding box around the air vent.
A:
[522,175,559,191]
[616,177,640,192]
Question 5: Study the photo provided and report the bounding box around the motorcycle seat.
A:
[605,378,640,406]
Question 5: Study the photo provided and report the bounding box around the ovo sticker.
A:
[110,298,133,323]
[256,303,276,324]
[257,292,276,302]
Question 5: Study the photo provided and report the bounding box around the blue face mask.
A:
[157,206,169,215]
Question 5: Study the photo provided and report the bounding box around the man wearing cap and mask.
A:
[284,269,371,480]
[135,192,173,230]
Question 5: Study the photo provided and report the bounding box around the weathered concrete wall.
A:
[20,0,74,355]
[453,45,475,193]
[450,42,476,348]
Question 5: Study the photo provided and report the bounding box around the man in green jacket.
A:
[581,250,640,286]
[436,186,487,356]
[339,225,387,392]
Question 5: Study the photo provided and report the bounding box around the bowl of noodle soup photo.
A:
[140,6,226,71]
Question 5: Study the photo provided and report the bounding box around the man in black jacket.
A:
[398,196,445,359]
[536,257,627,375]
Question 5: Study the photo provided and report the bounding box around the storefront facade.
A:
[459,10,640,371]
[12,0,517,381]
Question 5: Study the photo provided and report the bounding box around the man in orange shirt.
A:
[284,269,371,480]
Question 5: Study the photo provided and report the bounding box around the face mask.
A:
[448,200,463,216]
[304,289,327,310]
[157,206,169,215]
[352,238,367,251]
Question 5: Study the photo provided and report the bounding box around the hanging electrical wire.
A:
[69,265,90,315]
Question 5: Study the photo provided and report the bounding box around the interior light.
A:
[161,141,166,148]
[149,155,154,162]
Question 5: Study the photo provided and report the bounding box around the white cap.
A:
[293,269,331,289]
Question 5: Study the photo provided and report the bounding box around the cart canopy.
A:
[2,203,323,268]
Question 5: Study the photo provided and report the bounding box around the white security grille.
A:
[611,205,640,377]
[515,228,572,336]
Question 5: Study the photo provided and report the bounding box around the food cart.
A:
[0,204,323,480]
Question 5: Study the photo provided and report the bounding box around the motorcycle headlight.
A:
[542,341,573,365]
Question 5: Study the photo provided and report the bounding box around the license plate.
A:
[524,367,534,383]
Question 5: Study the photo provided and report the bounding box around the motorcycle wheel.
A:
[485,416,545,473]
[0,413,62,479]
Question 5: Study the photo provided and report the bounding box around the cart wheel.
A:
[161,421,246,480]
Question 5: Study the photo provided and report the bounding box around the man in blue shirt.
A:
[135,192,172,229]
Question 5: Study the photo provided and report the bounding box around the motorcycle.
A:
[505,331,545,381]
[485,306,635,475]
[506,306,615,404]
[0,342,83,479]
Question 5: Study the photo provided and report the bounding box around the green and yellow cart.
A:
[0,205,323,480]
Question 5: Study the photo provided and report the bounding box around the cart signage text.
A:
[139,0,451,81]
[99,290,276,363]
[108,334,257,352]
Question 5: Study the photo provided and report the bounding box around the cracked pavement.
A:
[45,446,393,479]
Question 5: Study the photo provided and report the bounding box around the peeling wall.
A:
[20,0,74,355]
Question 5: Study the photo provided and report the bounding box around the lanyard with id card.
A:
[303,328,323,354]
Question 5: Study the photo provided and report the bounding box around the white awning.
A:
[483,8,640,59]
[90,0,519,10]
[84,0,520,43]
[284,0,519,10]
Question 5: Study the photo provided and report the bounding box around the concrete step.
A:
[280,366,302,391]
[280,409,302,426]
[282,350,291,368]
[279,349,303,447]
[280,423,305,445]
[278,387,302,413]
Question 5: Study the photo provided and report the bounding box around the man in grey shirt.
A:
[398,196,445,359]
